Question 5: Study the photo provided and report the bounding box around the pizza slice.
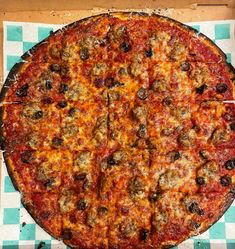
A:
[60,149,106,195]
[191,102,235,147]
[149,150,198,195]
[147,14,226,64]
[21,192,62,239]
[99,148,151,247]
[150,190,234,248]
[60,100,108,151]
[1,102,61,151]
[60,191,110,248]
[4,150,62,193]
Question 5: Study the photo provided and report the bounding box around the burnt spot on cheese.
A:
[210,128,229,144]
[229,122,235,131]
[16,84,29,97]
[225,159,235,170]
[132,106,147,122]
[120,40,132,53]
[139,228,149,241]
[50,63,61,72]
[168,150,181,163]
[32,111,43,120]
[51,137,63,147]
[180,61,190,71]
[77,198,88,211]
[20,151,34,164]
[137,124,147,138]
[216,83,228,93]
[220,175,232,186]
[196,176,206,185]
[196,84,207,94]
[79,47,90,61]
[144,48,153,58]
[97,206,108,217]
[59,83,68,94]
[73,151,91,170]
[61,228,73,240]
[119,219,136,237]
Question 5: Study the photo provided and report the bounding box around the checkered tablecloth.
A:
[1,19,235,249]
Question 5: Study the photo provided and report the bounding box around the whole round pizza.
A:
[1,12,235,249]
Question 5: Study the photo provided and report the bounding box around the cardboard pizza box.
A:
[0,0,235,248]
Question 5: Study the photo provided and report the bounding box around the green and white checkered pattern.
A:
[1,19,235,249]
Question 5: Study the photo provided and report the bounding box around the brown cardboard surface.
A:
[1,0,235,11]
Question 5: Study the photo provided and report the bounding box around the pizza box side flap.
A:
[0,0,235,12]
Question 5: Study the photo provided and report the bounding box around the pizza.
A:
[1,12,235,249]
